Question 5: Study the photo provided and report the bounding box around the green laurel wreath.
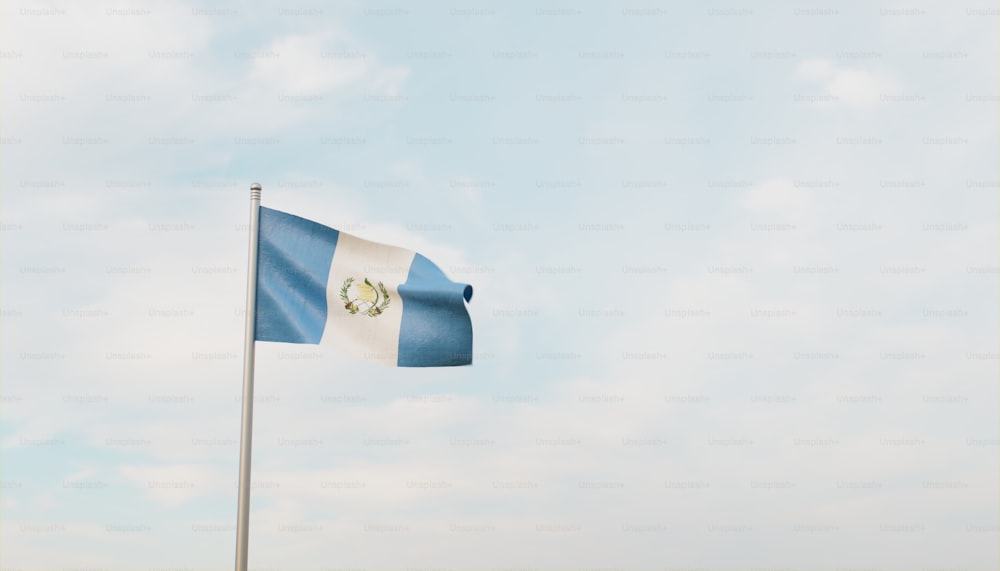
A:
[339,277,358,313]
[367,280,391,317]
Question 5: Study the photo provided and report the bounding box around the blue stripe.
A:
[255,207,339,344]
[397,254,474,367]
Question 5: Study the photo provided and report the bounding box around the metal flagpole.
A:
[235,182,262,571]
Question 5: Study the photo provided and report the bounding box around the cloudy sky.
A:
[1,0,998,569]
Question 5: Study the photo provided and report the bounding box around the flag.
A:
[254,206,473,366]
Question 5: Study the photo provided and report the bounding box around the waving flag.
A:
[233,188,477,571]
[253,206,474,366]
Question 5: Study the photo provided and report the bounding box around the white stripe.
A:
[320,232,415,366]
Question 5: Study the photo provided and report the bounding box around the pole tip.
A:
[250,183,262,191]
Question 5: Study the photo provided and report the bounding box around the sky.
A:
[1,0,998,569]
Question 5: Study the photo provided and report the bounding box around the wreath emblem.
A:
[340,277,391,317]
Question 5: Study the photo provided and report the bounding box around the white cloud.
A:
[119,463,226,507]
[742,177,812,214]
[796,58,836,81]
[250,34,388,96]
[796,58,899,107]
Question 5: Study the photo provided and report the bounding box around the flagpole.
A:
[235,182,262,571]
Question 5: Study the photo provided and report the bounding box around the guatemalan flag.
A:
[254,207,474,367]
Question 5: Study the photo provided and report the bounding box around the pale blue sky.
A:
[1,1,998,569]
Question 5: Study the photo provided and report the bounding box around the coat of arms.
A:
[340,277,391,317]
